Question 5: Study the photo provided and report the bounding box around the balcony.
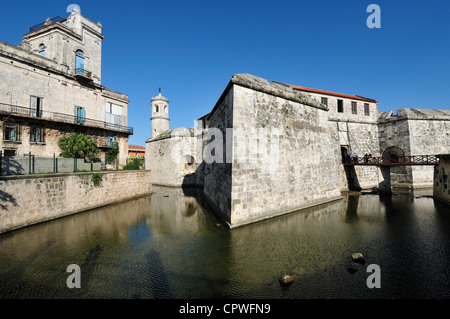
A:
[97,136,119,149]
[0,102,133,134]
[29,16,64,33]
[74,68,93,81]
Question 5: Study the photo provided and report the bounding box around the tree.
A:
[105,142,119,165]
[58,132,100,159]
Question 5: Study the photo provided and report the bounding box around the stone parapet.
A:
[0,170,152,234]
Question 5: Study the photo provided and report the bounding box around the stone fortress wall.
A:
[224,76,342,227]
[434,154,450,205]
[378,108,450,188]
[0,170,152,234]
[146,73,450,228]
[294,86,381,191]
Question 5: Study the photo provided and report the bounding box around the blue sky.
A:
[1,0,449,146]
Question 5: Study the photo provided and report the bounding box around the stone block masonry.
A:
[434,154,450,205]
[201,74,343,228]
[378,109,450,188]
[0,170,152,234]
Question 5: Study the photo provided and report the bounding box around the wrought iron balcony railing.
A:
[29,16,64,33]
[75,68,92,78]
[0,102,133,134]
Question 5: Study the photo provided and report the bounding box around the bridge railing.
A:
[343,155,439,166]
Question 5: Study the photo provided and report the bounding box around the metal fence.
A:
[0,152,103,176]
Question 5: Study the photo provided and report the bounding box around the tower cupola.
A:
[151,90,169,138]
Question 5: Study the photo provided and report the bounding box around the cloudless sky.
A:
[1,0,449,146]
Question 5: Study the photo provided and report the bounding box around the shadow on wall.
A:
[0,189,17,210]
[1,156,25,175]
[344,166,362,191]
[379,166,391,193]
[181,159,232,227]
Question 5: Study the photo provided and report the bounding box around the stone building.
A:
[145,92,199,186]
[285,83,381,191]
[0,7,132,166]
[128,145,145,158]
[146,73,450,228]
[434,154,450,205]
[378,108,450,188]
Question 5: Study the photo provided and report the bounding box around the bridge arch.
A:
[381,146,410,185]
[382,146,405,163]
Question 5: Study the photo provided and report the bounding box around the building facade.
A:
[0,7,132,166]
[128,145,145,158]
[285,83,381,191]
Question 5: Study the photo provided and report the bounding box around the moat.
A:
[0,186,449,299]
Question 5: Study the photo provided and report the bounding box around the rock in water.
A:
[352,253,365,264]
[279,275,296,286]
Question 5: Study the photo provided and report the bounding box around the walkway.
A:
[343,155,439,167]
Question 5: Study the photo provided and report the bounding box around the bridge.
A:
[343,155,439,167]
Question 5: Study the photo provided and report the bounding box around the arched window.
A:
[75,50,85,75]
[39,44,45,57]
[155,105,159,113]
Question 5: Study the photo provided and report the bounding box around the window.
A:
[75,50,85,75]
[321,97,328,107]
[337,99,344,113]
[39,44,45,57]
[155,105,159,113]
[30,96,43,117]
[75,106,85,124]
[3,150,16,157]
[106,102,123,129]
[3,124,20,142]
[364,103,370,116]
[105,136,117,147]
[351,101,357,114]
[30,127,45,143]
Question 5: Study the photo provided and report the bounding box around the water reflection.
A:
[0,187,449,299]
[128,221,152,246]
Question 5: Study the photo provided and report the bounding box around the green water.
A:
[0,186,449,298]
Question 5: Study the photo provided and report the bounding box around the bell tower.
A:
[151,89,169,138]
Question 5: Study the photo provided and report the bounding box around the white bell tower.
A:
[151,89,169,138]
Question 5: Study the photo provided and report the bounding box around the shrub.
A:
[123,157,143,170]
[92,173,102,186]
[106,142,119,165]
[58,133,99,159]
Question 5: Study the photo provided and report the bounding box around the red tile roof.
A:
[291,85,377,103]
[128,145,145,151]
